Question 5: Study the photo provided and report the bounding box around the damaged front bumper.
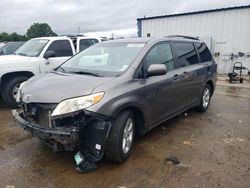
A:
[12,107,112,163]
[12,109,79,152]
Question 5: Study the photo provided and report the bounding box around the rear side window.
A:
[195,43,212,62]
[144,42,174,71]
[79,39,97,52]
[91,39,99,44]
[46,40,73,57]
[172,42,199,67]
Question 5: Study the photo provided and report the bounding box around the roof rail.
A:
[167,35,199,40]
[59,34,85,38]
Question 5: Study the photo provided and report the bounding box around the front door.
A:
[40,40,74,72]
[143,42,185,126]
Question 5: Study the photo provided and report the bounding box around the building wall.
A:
[139,7,250,74]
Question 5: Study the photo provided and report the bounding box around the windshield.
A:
[60,42,145,77]
[15,39,49,57]
[2,42,24,55]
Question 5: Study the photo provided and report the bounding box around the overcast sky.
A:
[0,0,249,36]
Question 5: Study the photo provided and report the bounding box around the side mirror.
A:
[147,64,167,77]
[44,51,56,59]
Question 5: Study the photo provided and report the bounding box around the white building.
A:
[137,5,250,74]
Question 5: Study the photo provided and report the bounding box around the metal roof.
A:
[137,5,250,21]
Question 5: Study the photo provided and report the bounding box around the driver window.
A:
[46,40,73,57]
[144,43,174,71]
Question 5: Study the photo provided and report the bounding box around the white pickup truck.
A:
[0,36,101,107]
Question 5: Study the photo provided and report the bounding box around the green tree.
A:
[17,34,27,41]
[26,23,57,39]
[0,32,10,42]
[11,32,27,41]
[0,32,28,42]
[9,32,19,41]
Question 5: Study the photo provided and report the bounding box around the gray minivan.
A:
[13,36,217,171]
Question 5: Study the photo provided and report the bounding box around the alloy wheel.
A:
[122,118,134,154]
[202,88,210,108]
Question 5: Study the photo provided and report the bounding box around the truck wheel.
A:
[105,110,135,162]
[196,84,212,112]
[1,76,29,108]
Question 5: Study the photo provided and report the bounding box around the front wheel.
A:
[105,110,135,162]
[196,84,212,112]
[1,76,29,108]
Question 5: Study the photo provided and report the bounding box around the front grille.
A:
[22,103,56,128]
[36,107,52,127]
[21,103,86,129]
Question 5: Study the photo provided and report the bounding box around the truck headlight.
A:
[51,92,104,117]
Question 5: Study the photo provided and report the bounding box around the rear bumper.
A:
[12,109,79,151]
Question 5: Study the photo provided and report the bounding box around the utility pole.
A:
[78,26,81,34]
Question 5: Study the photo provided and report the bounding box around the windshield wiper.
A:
[71,71,103,77]
[16,53,27,56]
[57,67,66,73]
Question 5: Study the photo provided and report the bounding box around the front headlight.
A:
[16,81,26,103]
[51,92,104,117]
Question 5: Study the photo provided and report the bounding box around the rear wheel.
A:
[1,76,29,108]
[105,110,135,162]
[197,84,212,112]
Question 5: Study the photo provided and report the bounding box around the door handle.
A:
[182,71,188,75]
[182,71,195,78]
[173,74,181,80]
[181,71,188,78]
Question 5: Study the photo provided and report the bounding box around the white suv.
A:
[0,36,100,107]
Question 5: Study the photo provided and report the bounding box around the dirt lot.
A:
[0,84,249,188]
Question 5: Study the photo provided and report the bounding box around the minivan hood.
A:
[0,55,32,63]
[21,71,114,103]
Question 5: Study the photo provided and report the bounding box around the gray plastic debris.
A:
[166,156,180,165]
[74,151,96,173]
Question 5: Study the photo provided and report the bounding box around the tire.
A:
[239,77,243,83]
[105,110,135,162]
[1,76,29,108]
[196,84,212,112]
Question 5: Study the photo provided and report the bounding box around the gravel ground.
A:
[0,84,249,188]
